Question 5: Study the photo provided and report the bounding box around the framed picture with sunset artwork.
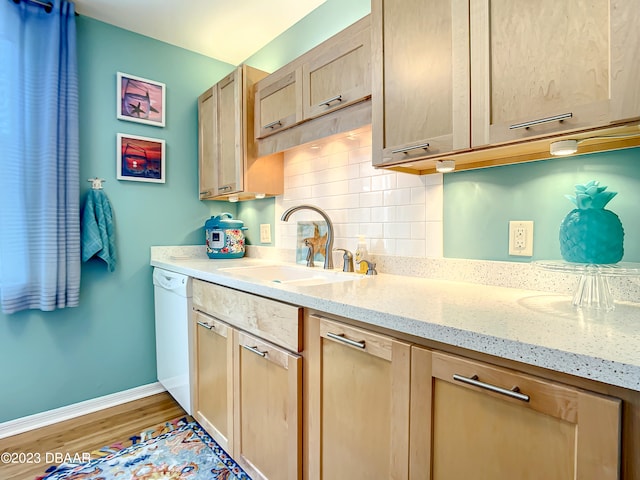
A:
[117,72,166,127]
[116,133,166,183]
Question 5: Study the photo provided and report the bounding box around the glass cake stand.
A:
[533,261,640,311]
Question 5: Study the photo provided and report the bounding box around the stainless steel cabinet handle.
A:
[242,344,267,357]
[318,94,343,107]
[509,112,573,130]
[263,120,283,130]
[197,320,214,330]
[218,185,232,192]
[453,374,530,402]
[391,142,430,154]
[326,332,366,349]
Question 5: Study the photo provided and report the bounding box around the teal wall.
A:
[243,0,370,72]
[0,17,233,423]
[444,147,640,262]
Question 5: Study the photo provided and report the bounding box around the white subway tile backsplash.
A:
[348,177,371,193]
[384,222,412,239]
[280,128,443,258]
[347,207,371,223]
[411,222,427,239]
[410,186,426,205]
[425,184,443,222]
[349,148,372,165]
[371,173,397,191]
[397,239,426,257]
[360,191,384,207]
[283,185,313,201]
[426,221,444,257]
[397,172,427,188]
[371,206,396,223]
[311,180,349,198]
[396,204,426,222]
[384,188,412,206]
[326,151,350,169]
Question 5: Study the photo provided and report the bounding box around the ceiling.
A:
[73,0,326,65]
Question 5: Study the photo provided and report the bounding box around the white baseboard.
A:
[0,382,166,440]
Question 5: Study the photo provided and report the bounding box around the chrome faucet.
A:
[281,204,334,269]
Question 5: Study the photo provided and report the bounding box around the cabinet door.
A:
[307,315,410,480]
[234,330,301,480]
[470,0,640,147]
[372,0,470,166]
[216,67,243,195]
[198,86,217,199]
[302,16,371,121]
[410,348,621,480]
[255,67,303,139]
[192,311,234,453]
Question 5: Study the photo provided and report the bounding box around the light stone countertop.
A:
[151,246,640,392]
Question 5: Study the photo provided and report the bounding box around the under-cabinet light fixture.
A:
[435,159,455,173]
[255,193,266,199]
[550,140,579,156]
[550,129,640,156]
[228,195,239,203]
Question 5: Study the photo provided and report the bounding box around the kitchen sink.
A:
[219,264,363,287]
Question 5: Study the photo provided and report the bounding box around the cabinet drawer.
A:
[432,350,578,419]
[192,279,302,352]
[319,316,394,361]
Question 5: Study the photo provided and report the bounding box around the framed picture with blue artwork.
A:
[117,72,166,127]
[296,221,328,265]
[117,133,165,183]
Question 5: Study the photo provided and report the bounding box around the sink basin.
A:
[219,264,362,287]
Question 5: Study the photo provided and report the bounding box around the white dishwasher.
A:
[153,267,192,414]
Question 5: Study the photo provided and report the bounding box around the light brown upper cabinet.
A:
[470,0,640,147]
[372,0,640,173]
[254,16,371,153]
[199,65,283,201]
[371,0,471,167]
[301,16,371,121]
[254,67,302,139]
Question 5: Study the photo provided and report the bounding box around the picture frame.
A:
[296,221,328,265]
[117,72,166,127]
[117,133,166,183]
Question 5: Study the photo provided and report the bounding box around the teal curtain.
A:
[0,0,80,313]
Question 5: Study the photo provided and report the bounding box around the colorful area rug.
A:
[38,416,251,479]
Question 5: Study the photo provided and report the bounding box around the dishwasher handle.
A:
[153,268,191,296]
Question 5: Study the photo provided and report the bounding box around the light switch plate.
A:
[259,224,271,243]
[508,221,533,256]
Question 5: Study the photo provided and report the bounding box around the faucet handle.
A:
[360,259,378,275]
[333,248,354,272]
[304,239,315,268]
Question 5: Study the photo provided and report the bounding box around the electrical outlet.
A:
[508,221,534,256]
[259,223,271,243]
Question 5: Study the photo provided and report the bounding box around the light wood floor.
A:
[0,392,186,480]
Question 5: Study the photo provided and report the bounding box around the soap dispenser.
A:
[354,236,368,274]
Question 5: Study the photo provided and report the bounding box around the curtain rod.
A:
[12,0,80,15]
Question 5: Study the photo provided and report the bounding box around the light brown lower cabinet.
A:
[192,311,234,453]
[410,347,622,480]
[234,330,302,480]
[307,314,411,480]
[191,279,303,480]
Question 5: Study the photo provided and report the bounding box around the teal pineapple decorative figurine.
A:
[559,181,624,264]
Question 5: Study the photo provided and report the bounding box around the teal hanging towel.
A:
[81,186,117,272]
